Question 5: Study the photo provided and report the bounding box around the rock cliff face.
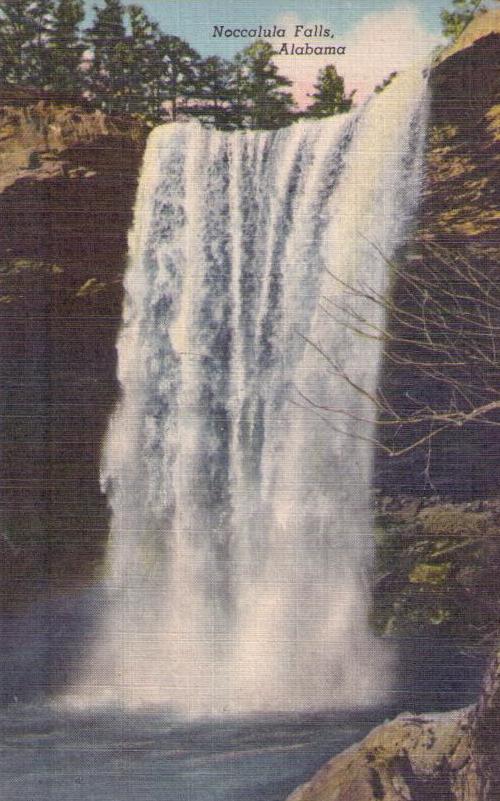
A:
[0,100,148,608]
[287,14,500,801]
[374,12,500,496]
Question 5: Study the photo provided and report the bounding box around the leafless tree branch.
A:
[299,242,500,458]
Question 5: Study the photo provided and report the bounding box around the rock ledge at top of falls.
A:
[0,98,148,193]
[286,707,479,801]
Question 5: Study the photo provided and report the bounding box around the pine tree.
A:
[0,0,54,86]
[238,41,295,129]
[49,0,85,95]
[86,0,127,112]
[226,53,247,129]
[31,0,56,87]
[126,5,160,116]
[193,55,233,126]
[149,34,199,121]
[306,64,354,118]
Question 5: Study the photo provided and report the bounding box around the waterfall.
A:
[75,68,429,715]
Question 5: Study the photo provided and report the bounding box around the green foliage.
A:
[30,0,56,86]
[191,55,234,127]
[187,40,297,129]
[49,0,85,94]
[85,0,127,112]
[84,3,201,120]
[306,64,354,117]
[226,53,247,128]
[372,504,500,649]
[0,0,55,86]
[125,4,160,116]
[0,1,301,128]
[238,41,296,129]
[440,0,487,42]
[0,0,85,93]
[419,505,490,536]
[409,561,452,585]
[148,34,199,121]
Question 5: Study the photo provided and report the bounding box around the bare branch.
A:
[299,241,500,459]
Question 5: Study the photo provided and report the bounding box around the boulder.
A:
[286,708,480,801]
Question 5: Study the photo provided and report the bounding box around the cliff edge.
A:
[287,14,500,801]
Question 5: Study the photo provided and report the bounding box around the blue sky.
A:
[83,0,446,56]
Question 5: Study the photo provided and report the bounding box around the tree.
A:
[148,34,199,121]
[0,0,84,95]
[49,0,85,95]
[86,0,127,112]
[124,4,160,116]
[440,0,487,42]
[300,242,500,797]
[0,0,54,86]
[306,64,355,117]
[31,0,56,87]
[192,55,234,127]
[238,41,295,129]
[226,53,247,128]
[298,243,500,469]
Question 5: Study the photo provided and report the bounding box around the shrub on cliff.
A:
[440,0,487,41]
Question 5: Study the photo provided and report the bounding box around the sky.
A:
[83,0,450,104]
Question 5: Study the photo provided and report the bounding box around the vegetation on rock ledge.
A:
[372,498,500,650]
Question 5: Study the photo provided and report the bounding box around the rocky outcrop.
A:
[287,708,479,801]
[0,101,149,609]
[0,101,145,186]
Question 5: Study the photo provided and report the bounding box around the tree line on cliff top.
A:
[0,0,355,128]
[0,0,486,128]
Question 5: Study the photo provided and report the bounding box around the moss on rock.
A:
[372,498,500,647]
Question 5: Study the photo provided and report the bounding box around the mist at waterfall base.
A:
[67,68,428,715]
[3,67,481,801]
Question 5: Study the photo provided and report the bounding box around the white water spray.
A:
[75,69,429,714]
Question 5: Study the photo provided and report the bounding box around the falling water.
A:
[75,68,429,714]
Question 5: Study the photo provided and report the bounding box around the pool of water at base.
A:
[0,703,402,801]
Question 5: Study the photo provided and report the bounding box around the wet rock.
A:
[286,708,480,801]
